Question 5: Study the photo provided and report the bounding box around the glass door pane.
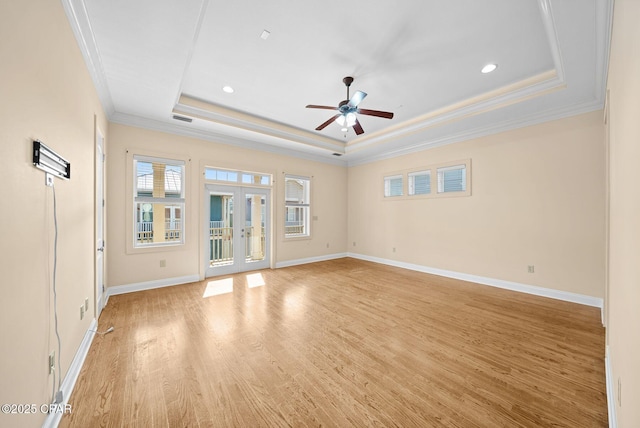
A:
[209,192,234,267]
[244,193,266,264]
[205,185,270,278]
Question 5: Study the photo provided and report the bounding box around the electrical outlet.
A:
[49,352,55,374]
[45,173,54,187]
[353,242,356,247]
[80,305,84,320]
[528,265,535,273]
[392,247,396,253]
[85,298,89,311]
[159,259,166,268]
[326,243,330,248]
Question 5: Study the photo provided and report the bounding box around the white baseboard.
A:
[42,318,97,428]
[105,275,200,300]
[104,258,602,309]
[348,253,604,308]
[275,252,348,269]
[605,345,617,428]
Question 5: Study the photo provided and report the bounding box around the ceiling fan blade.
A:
[358,108,394,119]
[306,104,338,110]
[347,91,367,108]
[353,119,365,135]
[316,114,341,131]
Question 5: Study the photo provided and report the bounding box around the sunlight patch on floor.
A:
[203,278,234,298]
[247,272,266,288]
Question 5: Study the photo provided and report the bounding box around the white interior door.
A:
[95,128,105,317]
[205,185,270,277]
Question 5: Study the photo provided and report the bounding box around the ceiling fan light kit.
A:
[336,112,357,127]
[306,76,394,135]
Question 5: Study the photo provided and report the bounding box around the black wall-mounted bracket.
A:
[33,140,71,181]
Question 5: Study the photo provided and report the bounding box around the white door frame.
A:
[204,184,270,277]
[603,89,610,331]
[95,125,105,318]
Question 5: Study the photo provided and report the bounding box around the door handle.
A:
[97,247,104,252]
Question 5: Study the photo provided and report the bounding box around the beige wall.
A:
[348,111,606,298]
[0,0,108,427]
[606,0,640,425]
[106,123,348,287]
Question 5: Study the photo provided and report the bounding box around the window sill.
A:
[284,234,312,241]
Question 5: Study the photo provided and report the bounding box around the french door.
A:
[204,184,270,277]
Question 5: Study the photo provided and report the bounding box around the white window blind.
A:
[384,175,403,197]
[408,171,431,195]
[437,165,466,193]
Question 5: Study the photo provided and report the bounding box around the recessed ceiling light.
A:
[341,127,348,132]
[481,63,498,74]
[222,85,234,93]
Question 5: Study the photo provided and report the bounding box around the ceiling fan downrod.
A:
[343,76,353,101]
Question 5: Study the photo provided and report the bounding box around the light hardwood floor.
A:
[61,258,607,427]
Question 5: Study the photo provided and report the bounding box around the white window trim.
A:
[408,170,431,196]
[204,166,272,187]
[133,155,186,249]
[284,174,311,239]
[384,174,404,198]
[436,162,469,195]
[126,150,190,254]
[382,159,471,201]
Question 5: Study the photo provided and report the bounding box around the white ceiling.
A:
[62,0,612,165]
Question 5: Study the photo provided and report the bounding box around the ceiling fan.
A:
[306,76,394,135]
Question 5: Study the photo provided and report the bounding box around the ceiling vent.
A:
[172,115,193,123]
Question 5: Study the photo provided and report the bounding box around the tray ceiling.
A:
[62,0,612,165]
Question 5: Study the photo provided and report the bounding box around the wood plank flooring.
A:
[60,258,607,427]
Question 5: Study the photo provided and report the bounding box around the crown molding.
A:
[347,70,564,155]
[538,0,565,82]
[60,0,115,116]
[347,97,604,166]
[173,95,345,153]
[110,112,348,166]
[595,0,615,100]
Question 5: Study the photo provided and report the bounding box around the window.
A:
[437,164,467,193]
[383,159,470,200]
[384,175,403,197]
[205,167,271,186]
[242,173,270,185]
[205,168,237,182]
[285,175,310,237]
[408,171,431,195]
[134,156,185,247]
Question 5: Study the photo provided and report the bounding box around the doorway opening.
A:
[204,185,270,277]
